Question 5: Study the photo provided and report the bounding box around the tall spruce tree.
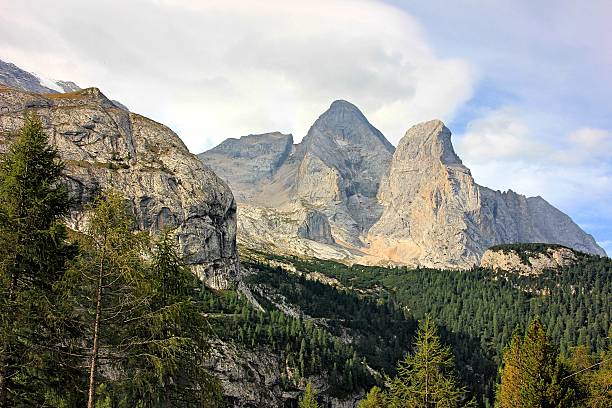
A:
[496,318,579,407]
[385,315,473,408]
[118,230,222,407]
[0,115,75,406]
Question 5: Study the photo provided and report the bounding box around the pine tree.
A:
[496,318,579,407]
[0,115,75,406]
[298,381,319,408]
[386,315,472,408]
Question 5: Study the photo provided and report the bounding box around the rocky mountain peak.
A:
[0,58,81,94]
[201,99,605,266]
[302,100,394,153]
[395,119,463,167]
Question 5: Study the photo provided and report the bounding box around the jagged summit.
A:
[0,58,81,94]
[302,99,395,153]
[200,99,605,266]
[395,119,463,166]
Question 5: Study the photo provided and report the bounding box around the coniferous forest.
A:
[0,118,610,407]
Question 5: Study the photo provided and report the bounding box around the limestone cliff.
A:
[200,102,605,268]
[480,244,580,275]
[0,84,239,288]
[367,120,605,267]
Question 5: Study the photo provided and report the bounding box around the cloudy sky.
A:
[1,0,610,253]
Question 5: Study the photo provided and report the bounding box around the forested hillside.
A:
[239,247,611,406]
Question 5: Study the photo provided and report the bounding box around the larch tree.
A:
[496,318,579,408]
[61,191,149,408]
[357,386,386,408]
[386,315,473,408]
[299,381,319,408]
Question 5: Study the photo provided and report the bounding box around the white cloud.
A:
[456,107,548,164]
[0,0,474,152]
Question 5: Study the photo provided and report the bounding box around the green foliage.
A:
[110,230,223,407]
[247,251,610,406]
[244,261,415,374]
[298,381,319,408]
[357,386,386,408]
[385,315,471,408]
[496,318,579,407]
[0,114,76,406]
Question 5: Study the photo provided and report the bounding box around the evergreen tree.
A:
[298,381,319,408]
[358,386,386,408]
[386,315,472,407]
[0,115,75,406]
[61,192,149,408]
[119,230,223,407]
[496,318,578,407]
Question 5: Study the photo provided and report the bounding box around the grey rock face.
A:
[198,132,293,202]
[0,84,239,288]
[297,210,335,244]
[206,339,361,407]
[292,100,395,234]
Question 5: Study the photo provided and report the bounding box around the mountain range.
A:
[199,100,605,268]
[0,58,605,275]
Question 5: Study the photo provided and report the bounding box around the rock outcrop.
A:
[206,340,360,408]
[480,244,579,275]
[201,103,605,267]
[0,84,239,288]
[366,120,605,267]
[198,132,293,202]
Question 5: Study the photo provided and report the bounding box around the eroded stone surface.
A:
[480,246,579,275]
[0,85,239,288]
[200,102,605,268]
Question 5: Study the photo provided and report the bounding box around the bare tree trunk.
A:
[87,247,106,408]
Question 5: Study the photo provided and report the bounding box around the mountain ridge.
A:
[201,101,606,266]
